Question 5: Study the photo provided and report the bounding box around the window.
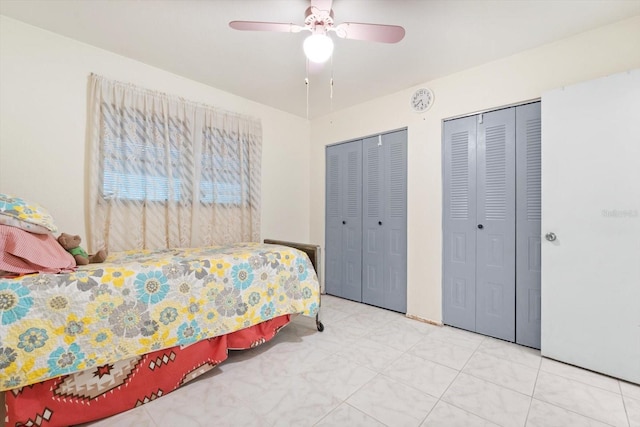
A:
[88,74,261,250]
[199,127,248,205]
[100,104,250,206]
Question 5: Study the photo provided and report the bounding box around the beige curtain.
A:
[87,74,261,252]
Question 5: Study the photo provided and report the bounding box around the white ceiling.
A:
[2,0,639,119]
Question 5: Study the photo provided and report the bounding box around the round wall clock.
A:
[410,87,434,113]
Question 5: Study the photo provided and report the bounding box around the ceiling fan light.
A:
[303,34,334,63]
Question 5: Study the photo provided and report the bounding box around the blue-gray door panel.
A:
[325,141,362,301]
[475,108,516,342]
[443,116,477,331]
[362,136,385,307]
[325,145,343,297]
[341,141,363,302]
[381,130,407,313]
[516,102,542,349]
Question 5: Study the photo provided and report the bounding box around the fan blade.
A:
[229,21,305,33]
[332,22,405,43]
[310,0,333,13]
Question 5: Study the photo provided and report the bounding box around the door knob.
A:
[342,221,346,225]
[378,221,382,225]
[477,224,484,229]
[545,232,557,242]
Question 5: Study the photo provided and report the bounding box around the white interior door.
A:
[541,70,640,384]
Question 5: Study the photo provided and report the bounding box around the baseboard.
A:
[406,313,443,326]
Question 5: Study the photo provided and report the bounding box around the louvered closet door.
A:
[325,141,363,302]
[515,102,541,348]
[443,116,478,331]
[325,144,344,297]
[362,130,407,312]
[476,108,516,341]
[362,136,385,307]
[382,130,408,312]
[341,141,363,302]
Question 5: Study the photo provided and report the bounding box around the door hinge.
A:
[478,114,483,124]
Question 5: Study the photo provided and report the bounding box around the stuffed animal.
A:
[57,233,107,265]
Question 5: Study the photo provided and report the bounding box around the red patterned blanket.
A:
[4,314,290,427]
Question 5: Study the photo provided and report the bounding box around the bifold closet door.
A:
[443,116,478,332]
[475,108,516,342]
[362,130,408,313]
[443,108,517,342]
[443,103,540,346]
[325,141,362,302]
[326,130,407,311]
[515,103,542,349]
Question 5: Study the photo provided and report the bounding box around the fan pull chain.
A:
[305,58,310,120]
[330,55,334,114]
[305,77,310,120]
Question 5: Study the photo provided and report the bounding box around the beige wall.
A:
[0,16,311,248]
[309,16,640,323]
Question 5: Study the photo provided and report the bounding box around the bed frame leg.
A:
[315,314,324,332]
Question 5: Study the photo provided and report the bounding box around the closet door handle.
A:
[378,221,382,226]
[342,221,346,225]
[477,224,484,229]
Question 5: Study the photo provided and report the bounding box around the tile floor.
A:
[85,295,640,427]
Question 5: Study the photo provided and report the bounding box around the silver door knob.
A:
[545,232,557,242]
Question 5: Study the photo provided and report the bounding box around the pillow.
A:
[0,193,58,234]
[0,213,52,234]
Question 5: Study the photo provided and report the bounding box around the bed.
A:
[0,240,322,426]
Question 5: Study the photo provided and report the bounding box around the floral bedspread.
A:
[0,243,320,390]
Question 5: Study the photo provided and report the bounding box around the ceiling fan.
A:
[229,0,405,63]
